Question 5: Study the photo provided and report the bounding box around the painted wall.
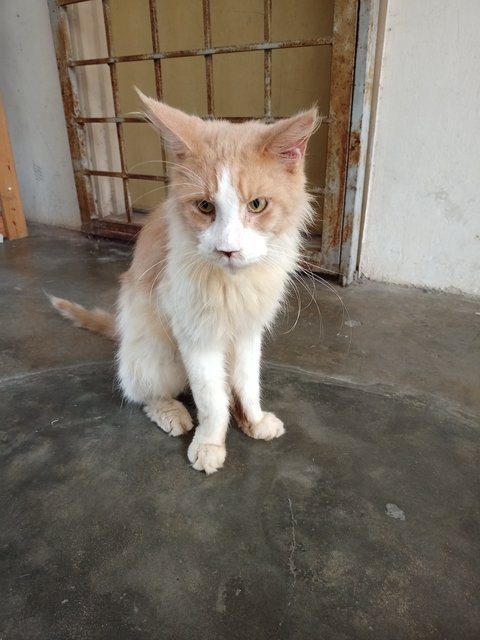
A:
[361,0,480,295]
[0,0,80,228]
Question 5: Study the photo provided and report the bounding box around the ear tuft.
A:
[135,88,201,157]
[263,108,321,163]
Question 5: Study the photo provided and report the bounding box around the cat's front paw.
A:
[188,439,226,474]
[249,412,285,440]
[144,399,193,436]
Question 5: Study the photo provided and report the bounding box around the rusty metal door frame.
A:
[48,0,378,280]
[340,0,383,284]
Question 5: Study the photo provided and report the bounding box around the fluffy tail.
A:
[49,295,117,340]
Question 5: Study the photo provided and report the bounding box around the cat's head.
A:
[139,91,319,270]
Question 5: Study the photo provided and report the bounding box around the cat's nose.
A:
[216,249,240,259]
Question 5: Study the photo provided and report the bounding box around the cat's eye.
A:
[197,200,215,215]
[247,197,268,214]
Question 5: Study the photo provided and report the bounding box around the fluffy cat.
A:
[51,93,319,474]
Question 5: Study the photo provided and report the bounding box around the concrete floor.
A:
[1,226,479,639]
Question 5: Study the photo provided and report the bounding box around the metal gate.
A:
[49,0,359,276]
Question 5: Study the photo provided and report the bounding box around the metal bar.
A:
[76,116,145,124]
[148,0,162,97]
[58,0,90,5]
[340,0,380,285]
[310,186,326,196]
[68,38,333,67]
[83,218,141,242]
[148,0,168,176]
[84,169,168,182]
[320,0,359,274]
[223,115,332,124]
[203,0,215,116]
[47,0,96,225]
[102,0,132,222]
[76,115,333,124]
[83,169,323,191]
[263,0,272,121]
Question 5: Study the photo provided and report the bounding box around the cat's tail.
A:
[49,295,117,340]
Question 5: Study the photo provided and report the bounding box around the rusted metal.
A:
[148,0,163,100]
[340,0,380,285]
[263,0,272,121]
[47,0,96,225]
[148,0,168,176]
[84,169,167,182]
[57,0,89,5]
[67,38,333,67]
[76,115,333,125]
[202,0,215,116]
[76,116,145,124]
[51,0,360,271]
[84,218,142,242]
[102,0,132,223]
[320,0,359,274]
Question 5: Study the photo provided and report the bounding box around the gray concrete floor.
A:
[1,226,479,639]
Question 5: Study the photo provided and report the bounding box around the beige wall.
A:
[361,0,480,295]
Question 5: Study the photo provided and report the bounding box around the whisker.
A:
[130,184,169,208]
[289,271,324,342]
[138,257,168,281]
[304,270,353,354]
[259,254,304,336]
[127,159,167,172]
[262,243,350,349]
[298,255,341,276]
[130,184,206,208]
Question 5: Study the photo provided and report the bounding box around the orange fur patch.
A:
[49,296,116,340]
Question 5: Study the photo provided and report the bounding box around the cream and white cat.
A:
[52,93,319,474]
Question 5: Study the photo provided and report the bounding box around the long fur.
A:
[51,96,320,474]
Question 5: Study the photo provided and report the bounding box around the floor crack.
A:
[276,496,299,638]
[287,496,298,593]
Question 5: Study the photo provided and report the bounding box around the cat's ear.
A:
[262,108,320,163]
[136,89,201,157]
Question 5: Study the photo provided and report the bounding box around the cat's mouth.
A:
[219,256,247,270]
[215,252,253,271]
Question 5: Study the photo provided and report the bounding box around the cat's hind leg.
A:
[118,337,192,437]
[118,336,192,436]
[143,399,192,437]
[117,289,192,436]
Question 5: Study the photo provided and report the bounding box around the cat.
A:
[51,91,319,474]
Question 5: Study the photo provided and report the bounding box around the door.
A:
[49,0,358,276]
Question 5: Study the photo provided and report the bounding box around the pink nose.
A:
[217,249,240,259]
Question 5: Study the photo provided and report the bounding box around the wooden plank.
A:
[0,95,28,240]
